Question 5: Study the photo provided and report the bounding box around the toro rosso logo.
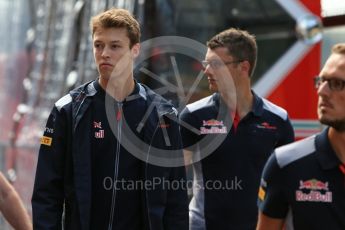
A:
[296,179,332,203]
[256,122,277,130]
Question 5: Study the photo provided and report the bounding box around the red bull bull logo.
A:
[202,119,224,126]
[299,179,329,191]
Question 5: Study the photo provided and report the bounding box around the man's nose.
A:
[203,64,214,75]
[317,80,331,96]
[101,46,110,58]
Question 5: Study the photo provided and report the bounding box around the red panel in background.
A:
[267,0,322,120]
[300,0,321,16]
[267,44,321,119]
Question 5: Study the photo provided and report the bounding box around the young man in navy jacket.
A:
[32,8,188,230]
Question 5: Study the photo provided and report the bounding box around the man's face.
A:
[93,27,139,81]
[317,53,345,131]
[203,47,239,93]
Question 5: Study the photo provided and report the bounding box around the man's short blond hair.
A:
[90,8,140,48]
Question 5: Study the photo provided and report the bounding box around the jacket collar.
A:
[69,80,163,132]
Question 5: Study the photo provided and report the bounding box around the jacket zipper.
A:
[145,122,160,230]
[108,102,123,230]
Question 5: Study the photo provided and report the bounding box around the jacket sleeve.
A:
[163,117,189,230]
[32,106,68,229]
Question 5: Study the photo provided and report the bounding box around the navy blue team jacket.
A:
[32,80,188,230]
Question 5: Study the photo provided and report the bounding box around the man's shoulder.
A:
[69,80,97,97]
[274,135,317,168]
[55,94,73,111]
[139,83,167,102]
[55,80,96,111]
[139,83,177,116]
[261,98,289,121]
[183,94,216,114]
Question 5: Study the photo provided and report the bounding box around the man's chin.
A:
[320,117,345,132]
[209,85,218,92]
[99,71,112,80]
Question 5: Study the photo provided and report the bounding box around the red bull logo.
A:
[299,179,329,191]
[93,121,102,129]
[200,119,227,134]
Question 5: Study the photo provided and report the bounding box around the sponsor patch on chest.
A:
[200,119,227,134]
[94,121,105,139]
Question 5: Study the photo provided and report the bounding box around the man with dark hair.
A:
[257,43,345,230]
[32,8,188,230]
[180,28,294,229]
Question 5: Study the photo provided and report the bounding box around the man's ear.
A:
[131,43,140,58]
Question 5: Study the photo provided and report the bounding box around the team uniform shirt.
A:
[90,81,144,230]
[180,92,294,230]
[258,127,345,230]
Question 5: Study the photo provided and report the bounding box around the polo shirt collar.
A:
[214,90,263,117]
[251,91,264,117]
[316,127,341,170]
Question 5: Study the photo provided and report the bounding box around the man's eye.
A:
[331,79,342,87]
[210,61,221,68]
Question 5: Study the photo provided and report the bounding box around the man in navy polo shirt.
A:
[257,43,345,230]
[180,28,294,230]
